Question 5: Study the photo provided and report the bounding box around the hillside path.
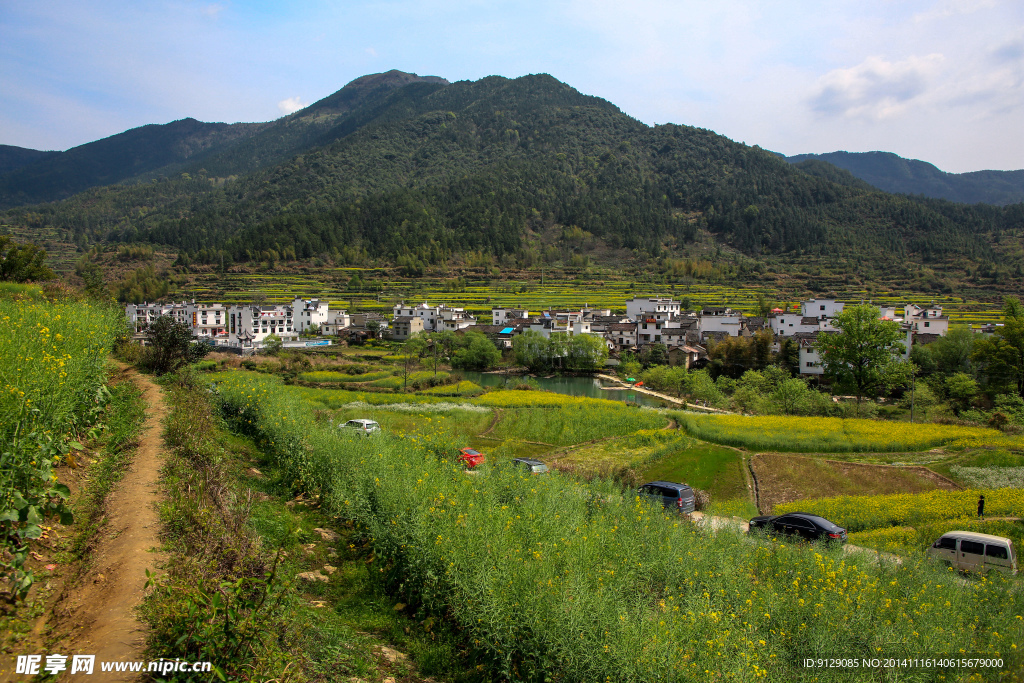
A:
[51,367,168,679]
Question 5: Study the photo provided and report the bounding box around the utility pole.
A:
[910,371,916,424]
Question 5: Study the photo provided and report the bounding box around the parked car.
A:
[637,481,695,514]
[340,419,381,435]
[747,512,847,544]
[927,531,1017,575]
[510,458,549,475]
[459,447,486,469]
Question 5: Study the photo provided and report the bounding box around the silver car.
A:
[341,419,381,435]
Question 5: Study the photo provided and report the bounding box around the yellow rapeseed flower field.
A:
[679,413,1017,452]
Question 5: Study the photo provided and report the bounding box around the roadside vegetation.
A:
[143,369,481,682]
[0,288,124,600]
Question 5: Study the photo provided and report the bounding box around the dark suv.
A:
[637,481,695,514]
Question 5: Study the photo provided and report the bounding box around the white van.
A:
[928,531,1017,575]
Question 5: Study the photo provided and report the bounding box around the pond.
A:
[458,371,670,408]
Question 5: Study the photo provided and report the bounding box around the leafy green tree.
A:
[566,334,608,371]
[142,316,210,375]
[0,235,54,282]
[929,326,975,375]
[639,342,668,367]
[972,297,1024,396]
[944,372,978,415]
[899,382,938,421]
[771,378,810,415]
[262,334,283,356]
[816,303,913,412]
[513,331,549,372]
[451,332,501,371]
[909,344,938,376]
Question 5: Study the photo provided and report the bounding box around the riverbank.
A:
[594,374,731,413]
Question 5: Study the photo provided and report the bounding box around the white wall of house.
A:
[798,340,825,375]
[769,315,819,337]
[188,303,227,338]
[699,313,742,336]
[228,305,297,347]
[801,299,844,319]
[292,297,330,332]
[626,297,680,322]
[492,307,528,325]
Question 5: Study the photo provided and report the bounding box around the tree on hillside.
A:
[0,235,54,282]
[816,303,913,412]
[972,297,1024,396]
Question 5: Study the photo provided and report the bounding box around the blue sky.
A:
[1,0,1022,173]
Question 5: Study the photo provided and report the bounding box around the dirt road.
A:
[49,368,168,679]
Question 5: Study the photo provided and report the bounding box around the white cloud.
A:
[201,4,226,20]
[366,47,378,57]
[277,96,308,115]
[811,54,945,120]
[913,0,998,23]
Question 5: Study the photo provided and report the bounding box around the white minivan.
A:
[928,531,1018,575]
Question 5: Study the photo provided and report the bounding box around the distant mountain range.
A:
[784,151,1024,206]
[1,70,1022,291]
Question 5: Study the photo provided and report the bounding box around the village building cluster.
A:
[126,295,954,376]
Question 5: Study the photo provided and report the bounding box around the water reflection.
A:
[459,371,668,408]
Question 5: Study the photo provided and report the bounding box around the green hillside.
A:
[2,72,1023,289]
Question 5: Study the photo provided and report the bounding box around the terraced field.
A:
[175,269,1005,325]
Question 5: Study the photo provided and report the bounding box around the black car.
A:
[747,512,847,544]
[637,481,695,514]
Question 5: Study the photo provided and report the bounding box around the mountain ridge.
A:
[784,151,1024,206]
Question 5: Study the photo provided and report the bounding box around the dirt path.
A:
[49,368,168,678]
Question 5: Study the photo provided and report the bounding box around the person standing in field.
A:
[978,494,985,520]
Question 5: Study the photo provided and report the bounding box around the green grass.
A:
[146,373,482,682]
[641,443,749,504]
[490,405,667,446]
[419,380,484,396]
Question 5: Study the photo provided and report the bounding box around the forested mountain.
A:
[0,118,268,207]
[0,70,450,209]
[785,151,1024,206]
[3,71,1023,285]
[0,145,59,175]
